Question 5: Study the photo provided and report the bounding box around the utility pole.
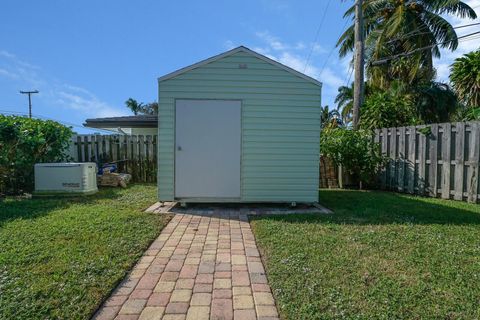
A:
[352,0,365,130]
[20,90,39,118]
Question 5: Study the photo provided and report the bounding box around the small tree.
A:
[321,128,386,189]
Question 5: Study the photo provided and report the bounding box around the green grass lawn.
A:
[0,184,169,320]
[251,190,480,320]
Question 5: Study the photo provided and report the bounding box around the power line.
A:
[303,0,333,72]
[385,22,480,45]
[371,30,480,65]
[318,18,351,78]
[346,66,354,86]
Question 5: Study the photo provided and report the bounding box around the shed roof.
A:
[158,46,322,87]
[84,115,157,128]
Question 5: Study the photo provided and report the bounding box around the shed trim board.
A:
[158,46,321,203]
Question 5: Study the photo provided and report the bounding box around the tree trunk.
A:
[353,0,365,130]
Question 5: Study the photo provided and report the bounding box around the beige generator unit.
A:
[34,163,98,196]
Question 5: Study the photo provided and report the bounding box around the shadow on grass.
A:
[0,187,126,227]
[250,189,480,226]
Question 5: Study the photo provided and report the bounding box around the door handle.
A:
[177,146,182,151]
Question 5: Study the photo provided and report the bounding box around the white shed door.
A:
[175,100,241,199]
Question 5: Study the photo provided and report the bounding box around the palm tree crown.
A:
[337,0,476,88]
[450,49,480,108]
[335,84,354,124]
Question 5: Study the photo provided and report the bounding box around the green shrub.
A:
[320,128,386,188]
[0,115,73,194]
[361,91,417,129]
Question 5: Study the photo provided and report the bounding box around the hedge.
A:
[0,115,73,195]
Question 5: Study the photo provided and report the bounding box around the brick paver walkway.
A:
[93,211,279,320]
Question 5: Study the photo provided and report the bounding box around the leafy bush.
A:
[0,115,73,194]
[457,106,480,121]
[415,82,459,123]
[361,90,417,129]
[320,128,386,188]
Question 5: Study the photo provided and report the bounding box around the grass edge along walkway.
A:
[251,189,480,320]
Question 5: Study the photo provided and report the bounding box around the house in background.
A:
[84,115,157,135]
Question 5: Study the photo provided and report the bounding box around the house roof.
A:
[158,46,322,87]
[84,115,157,128]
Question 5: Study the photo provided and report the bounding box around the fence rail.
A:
[69,134,157,183]
[375,122,480,203]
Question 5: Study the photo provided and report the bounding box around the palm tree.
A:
[125,98,144,115]
[321,105,343,129]
[335,84,354,124]
[450,49,480,108]
[337,0,476,88]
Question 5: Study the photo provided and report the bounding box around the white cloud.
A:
[56,91,125,118]
[434,0,480,82]
[247,31,349,101]
[224,40,236,50]
[311,43,327,54]
[0,49,125,118]
[0,68,19,79]
[255,31,288,51]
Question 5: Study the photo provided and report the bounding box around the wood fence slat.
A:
[441,123,452,199]
[121,135,128,172]
[113,135,119,164]
[94,135,101,163]
[381,128,388,189]
[76,135,82,162]
[418,129,427,195]
[89,135,96,162]
[105,135,111,162]
[389,128,397,189]
[407,126,416,194]
[132,135,138,181]
[397,126,406,192]
[153,134,158,183]
[428,124,438,197]
[467,122,479,203]
[138,135,145,182]
[454,122,465,200]
[146,135,152,182]
[82,135,89,162]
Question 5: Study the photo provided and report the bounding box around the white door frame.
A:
[174,99,242,201]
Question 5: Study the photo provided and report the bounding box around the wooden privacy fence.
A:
[69,134,157,183]
[375,122,480,203]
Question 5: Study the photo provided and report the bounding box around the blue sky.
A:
[1,0,479,133]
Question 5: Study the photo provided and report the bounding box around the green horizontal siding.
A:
[158,50,320,202]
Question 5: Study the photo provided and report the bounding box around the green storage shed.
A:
[157,46,321,203]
